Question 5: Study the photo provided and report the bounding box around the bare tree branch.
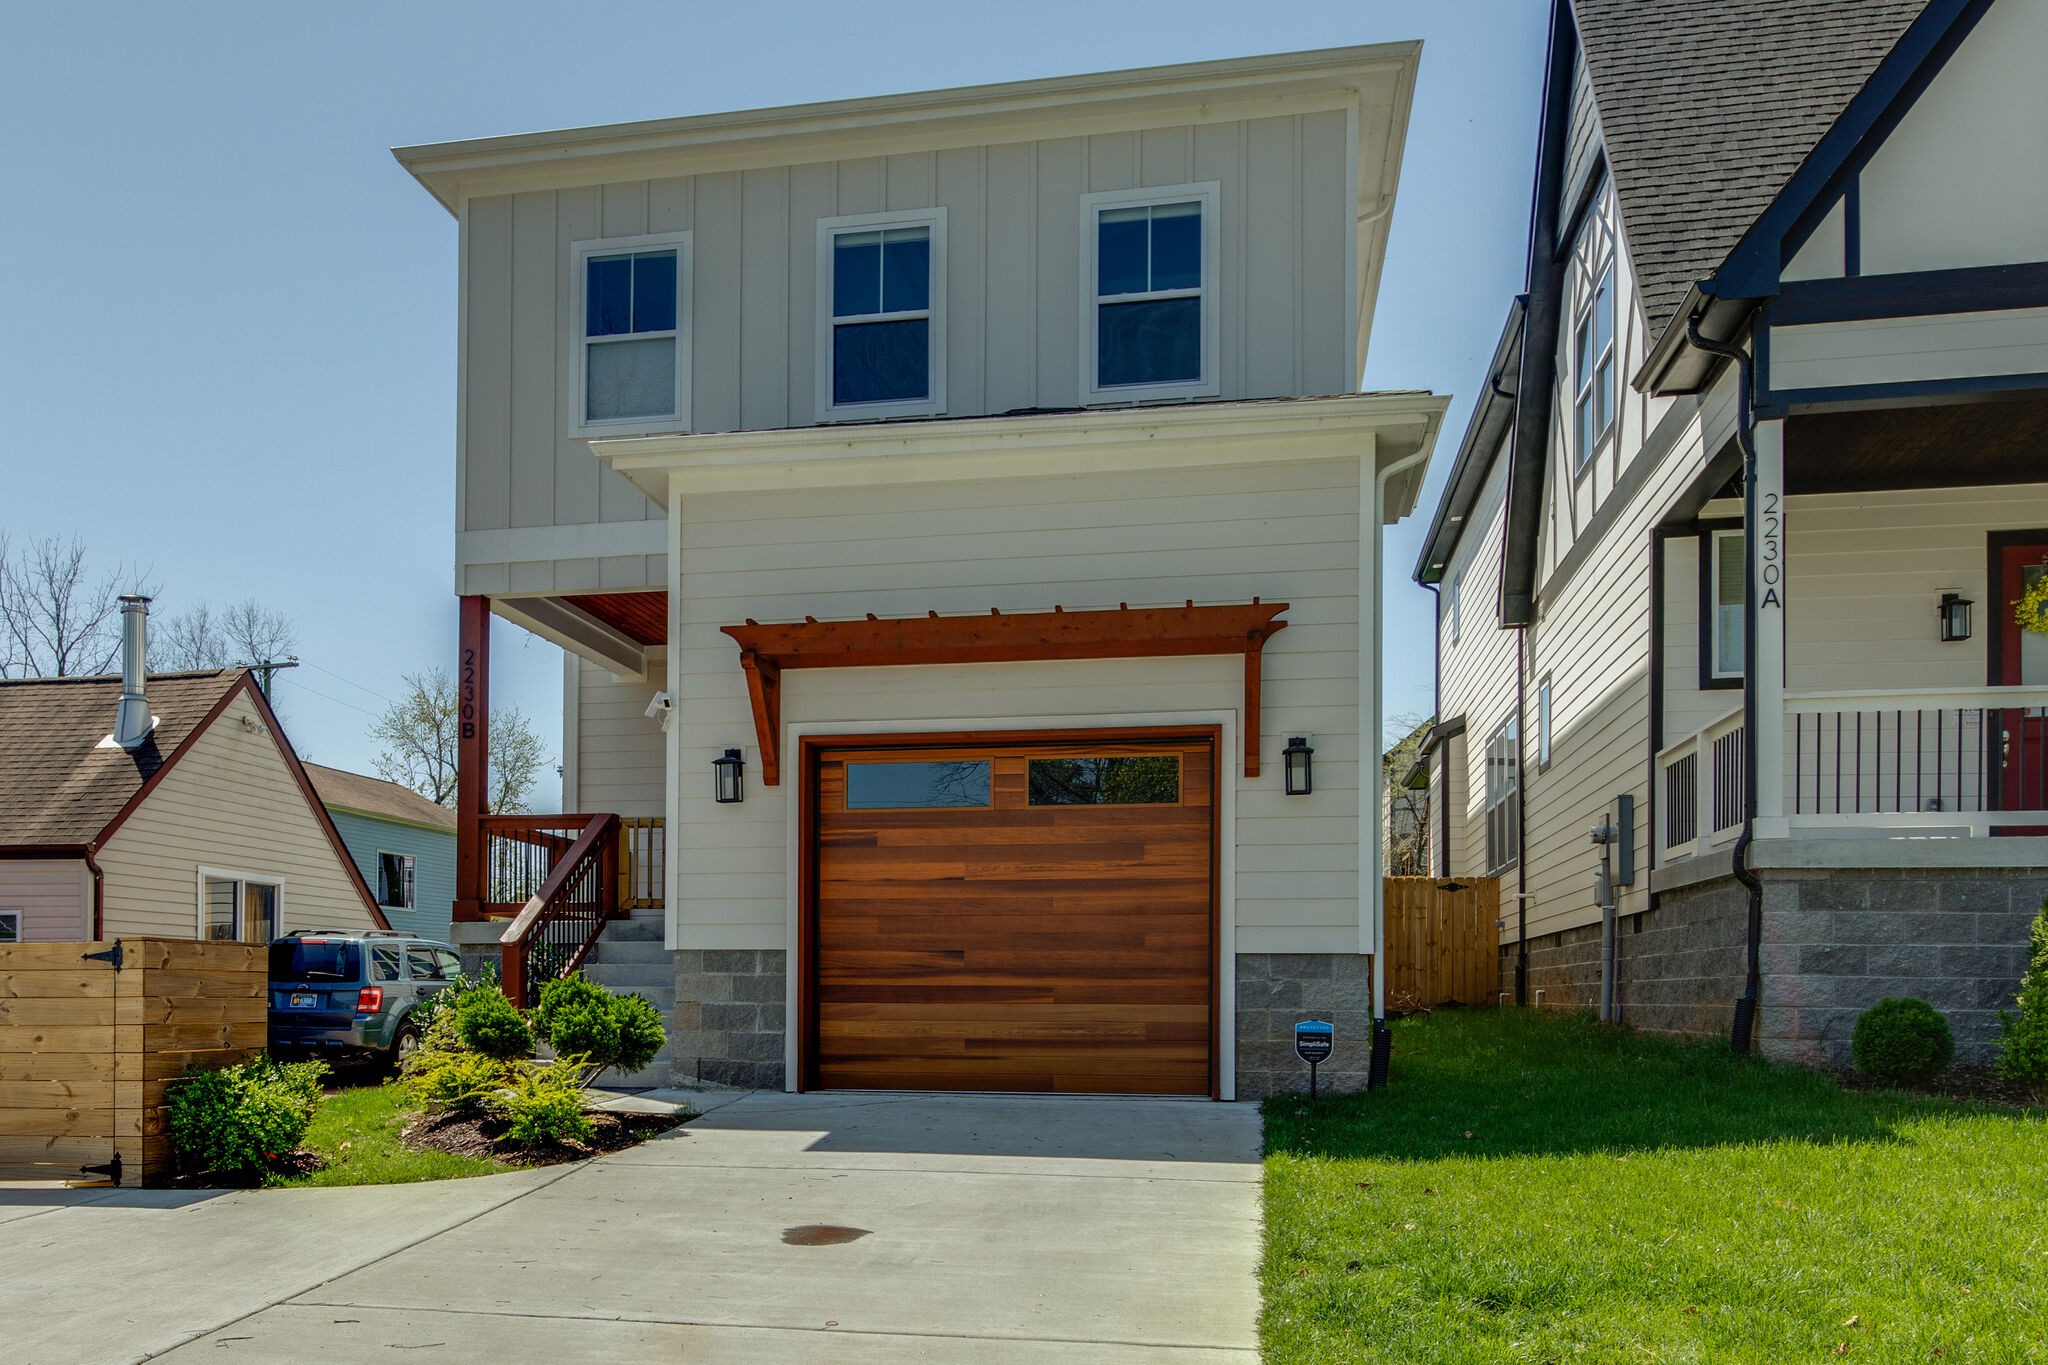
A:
[371,668,548,813]
[155,597,299,671]
[0,534,156,678]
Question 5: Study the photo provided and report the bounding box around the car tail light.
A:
[355,987,384,1014]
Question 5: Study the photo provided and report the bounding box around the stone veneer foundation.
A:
[668,949,788,1090]
[1234,952,1376,1099]
[1509,866,2042,1068]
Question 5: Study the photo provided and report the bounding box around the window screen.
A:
[585,249,679,422]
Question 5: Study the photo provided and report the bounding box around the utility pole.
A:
[246,655,300,702]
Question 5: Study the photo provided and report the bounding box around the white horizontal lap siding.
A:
[1436,447,1517,880]
[96,694,377,939]
[671,458,1363,954]
[1769,309,2048,394]
[0,859,90,941]
[457,111,1354,554]
[573,661,667,817]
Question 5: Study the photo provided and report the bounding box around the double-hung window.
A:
[574,232,690,432]
[817,209,945,419]
[1081,183,1219,402]
[1572,260,1615,468]
[1708,528,1746,684]
[0,910,18,943]
[377,852,415,911]
[200,871,279,943]
[1483,717,1520,873]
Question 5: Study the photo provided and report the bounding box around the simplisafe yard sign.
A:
[1295,1019,1333,1096]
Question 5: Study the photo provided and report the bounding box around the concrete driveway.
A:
[1,1091,1262,1363]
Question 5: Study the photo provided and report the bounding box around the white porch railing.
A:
[1782,686,2048,836]
[1658,706,1745,860]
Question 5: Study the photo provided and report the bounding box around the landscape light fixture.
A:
[1282,735,1314,796]
[713,748,745,804]
[1938,592,1973,643]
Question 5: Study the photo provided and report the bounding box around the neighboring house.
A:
[1415,0,2048,1067]
[0,597,386,943]
[395,46,1449,1099]
[304,763,458,943]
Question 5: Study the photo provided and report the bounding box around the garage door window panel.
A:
[844,760,992,810]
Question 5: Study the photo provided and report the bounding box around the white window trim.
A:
[1570,258,1615,472]
[1449,570,1463,645]
[568,230,694,439]
[0,910,19,943]
[1536,675,1554,770]
[1483,716,1520,874]
[1710,528,1747,681]
[376,851,416,911]
[1079,182,1222,405]
[814,207,948,422]
[196,867,284,942]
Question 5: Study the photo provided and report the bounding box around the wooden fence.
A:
[0,939,267,1185]
[1382,876,1501,1011]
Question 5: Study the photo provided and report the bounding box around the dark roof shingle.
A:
[0,671,243,845]
[1573,0,1927,334]
[304,763,456,831]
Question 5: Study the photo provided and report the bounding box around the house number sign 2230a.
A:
[1758,489,1784,611]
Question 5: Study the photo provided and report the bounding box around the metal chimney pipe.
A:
[113,595,153,748]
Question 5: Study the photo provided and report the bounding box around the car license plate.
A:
[291,993,317,1009]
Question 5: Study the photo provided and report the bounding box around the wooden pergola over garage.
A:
[721,600,1289,785]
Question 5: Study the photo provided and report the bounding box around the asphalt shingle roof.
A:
[1572,0,1927,335]
[0,671,242,845]
[304,762,456,831]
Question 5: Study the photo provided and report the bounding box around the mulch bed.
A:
[402,1107,682,1167]
[1839,1064,2042,1110]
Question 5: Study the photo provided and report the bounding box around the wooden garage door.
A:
[811,735,1215,1095]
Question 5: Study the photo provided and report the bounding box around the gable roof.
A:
[1574,0,1927,341]
[0,670,242,845]
[305,763,456,833]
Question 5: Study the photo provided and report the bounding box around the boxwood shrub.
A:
[1851,996,1954,1085]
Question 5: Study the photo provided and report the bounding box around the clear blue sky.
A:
[0,1,1545,807]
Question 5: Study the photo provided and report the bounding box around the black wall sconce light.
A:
[713,747,745,804]
[1939,592,1973,643]
[1282,735,1314,796]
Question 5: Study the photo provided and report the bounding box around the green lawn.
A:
[1262,1009,2048,1364]
[274,1081,508,1188]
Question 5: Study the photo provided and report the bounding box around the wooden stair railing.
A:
[498,813,620,1009]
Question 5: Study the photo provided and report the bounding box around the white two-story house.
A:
[1416,0,2047,1068]
[396,48,1447,1099]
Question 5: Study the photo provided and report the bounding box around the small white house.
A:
[396,47,1448,1098]
[0,598,386,944]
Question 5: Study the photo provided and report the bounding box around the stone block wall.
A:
[1510,866,2042,1069]
[669,948,788,1089]
[1235,952,1374,1099]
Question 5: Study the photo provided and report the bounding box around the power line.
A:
[301,660,397,706]
[280,676,382,720]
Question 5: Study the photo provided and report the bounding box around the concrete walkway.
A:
[2,1091,1262,1363]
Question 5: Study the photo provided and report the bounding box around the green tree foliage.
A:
[1996,897,2048,1101]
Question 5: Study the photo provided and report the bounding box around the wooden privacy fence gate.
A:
[0,939,268,1185]
[1382,876,1501,1011]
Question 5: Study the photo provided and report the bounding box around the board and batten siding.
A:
[96,693,379,940]
[0,859,90,941]
[1435,442,1518,879]
[327,810,457,944]
[459,112,1357,597]
[658,457,1366,954]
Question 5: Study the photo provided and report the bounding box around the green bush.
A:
[167,1054,329,1179]
[409,967,499,1033]
[532,974,666,1082]
[1996,898,2048,1101]
[401,1047,506,1117]
[495,1057,594,1147]
[1852,997,1955,1084]
[452,985,533,1061]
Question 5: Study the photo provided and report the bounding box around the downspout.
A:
[1685,312,1764,1055]
[1423,580,1443,875]
[1515,626,1530,1005]
[85,847,105,941]
[1372,442,1435,1085]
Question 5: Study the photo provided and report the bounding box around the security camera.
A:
[644,691,674,732]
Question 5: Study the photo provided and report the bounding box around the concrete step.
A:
[601,918,665,942]
[594,938,671,964]
[582,961,673,991]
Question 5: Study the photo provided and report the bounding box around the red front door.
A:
[1994,541,2048,817]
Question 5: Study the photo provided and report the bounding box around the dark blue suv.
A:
[268,931,463,1068]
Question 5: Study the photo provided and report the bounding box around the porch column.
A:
[1753,419,1787,831]
[453,595,490,922]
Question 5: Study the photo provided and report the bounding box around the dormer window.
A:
[1081,183,1220,404]
[574,232,691,433]
[817,209,946,420]
[1572,261,1615,468]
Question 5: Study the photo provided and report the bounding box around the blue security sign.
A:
[1294,1019,1334,1064]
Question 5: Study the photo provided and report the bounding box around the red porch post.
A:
[453,595,490,922]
